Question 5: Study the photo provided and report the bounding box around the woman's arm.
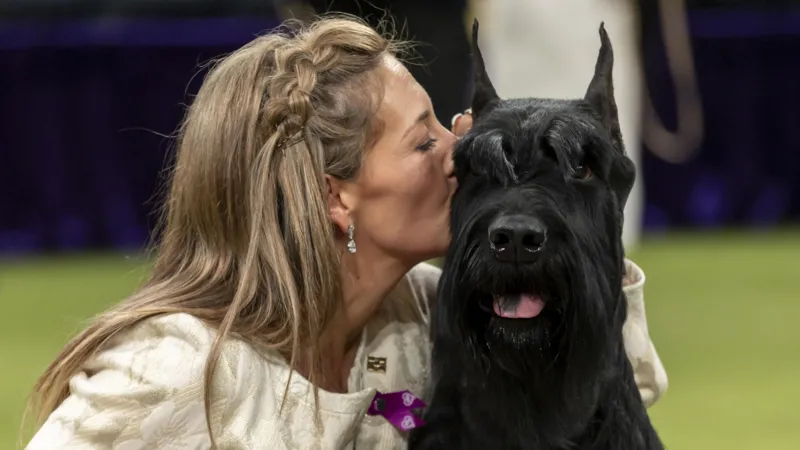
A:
[622,259,669,408]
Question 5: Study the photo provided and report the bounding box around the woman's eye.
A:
[417,137,438,152]
[571,165,592,180]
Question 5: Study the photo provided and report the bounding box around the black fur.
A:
[408,20,663,450]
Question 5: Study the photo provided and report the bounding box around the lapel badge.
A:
[366,356,387,373]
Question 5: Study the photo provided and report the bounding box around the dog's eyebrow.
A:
[402,110,432,139]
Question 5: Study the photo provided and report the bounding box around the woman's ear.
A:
[326,174,356,235]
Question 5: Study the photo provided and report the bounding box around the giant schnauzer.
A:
[408,20,664,450]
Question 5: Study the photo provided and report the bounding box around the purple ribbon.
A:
[366,390,427,432]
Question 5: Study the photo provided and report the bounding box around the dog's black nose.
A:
[488,214,547,263]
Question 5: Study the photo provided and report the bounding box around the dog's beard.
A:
[441,227,621,414]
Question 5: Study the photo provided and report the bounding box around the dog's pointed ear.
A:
[585,23,623,151]
[586,23,634,211]
[471,19,500,120]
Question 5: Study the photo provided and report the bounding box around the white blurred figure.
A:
[472,0,703,250]
[474,0,645,249]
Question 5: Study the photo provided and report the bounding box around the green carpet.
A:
[1,230,798,449]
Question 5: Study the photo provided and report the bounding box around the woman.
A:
[26,16,667,449]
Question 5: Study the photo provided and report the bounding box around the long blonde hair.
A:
[27,15,404,442]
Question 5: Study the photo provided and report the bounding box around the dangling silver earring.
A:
[347,223,356,254]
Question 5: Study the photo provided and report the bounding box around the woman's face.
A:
[337,56,458,266]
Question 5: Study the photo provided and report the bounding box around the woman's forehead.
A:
[375,57,430,129]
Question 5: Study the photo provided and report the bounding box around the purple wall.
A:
[1,10,798,254]
[642,9,800,229]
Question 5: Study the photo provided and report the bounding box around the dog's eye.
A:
[572,165,592,180]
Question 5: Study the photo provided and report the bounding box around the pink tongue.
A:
[493,294,545,319]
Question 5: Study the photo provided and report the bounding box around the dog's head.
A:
[437,21,635,382]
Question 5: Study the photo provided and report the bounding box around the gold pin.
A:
[366,356,387,373]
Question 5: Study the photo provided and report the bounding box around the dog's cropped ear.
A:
[471,19,500,120]
[585,24,634,211]
[584,23,623,152]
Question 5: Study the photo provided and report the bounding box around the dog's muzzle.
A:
[487,214,547,263]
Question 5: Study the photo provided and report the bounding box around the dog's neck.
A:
[455,273,633,448]
[458,316,641,449]
[476,339,618,442]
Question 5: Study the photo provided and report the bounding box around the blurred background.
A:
[1,0,798,448]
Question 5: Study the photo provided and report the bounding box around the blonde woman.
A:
[25,16,667,450]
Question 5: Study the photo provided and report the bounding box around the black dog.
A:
[408,20,664,450]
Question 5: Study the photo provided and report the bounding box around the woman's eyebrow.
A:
[402,110,432,139]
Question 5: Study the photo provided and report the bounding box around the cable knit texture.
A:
[27,260,666,449]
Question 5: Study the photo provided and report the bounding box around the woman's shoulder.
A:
[119,312,214,352]
[89,313,215,388]
[27,314,291,449]
[382,262,441,323]
[406,261,442,289]
[92,313,282,394]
